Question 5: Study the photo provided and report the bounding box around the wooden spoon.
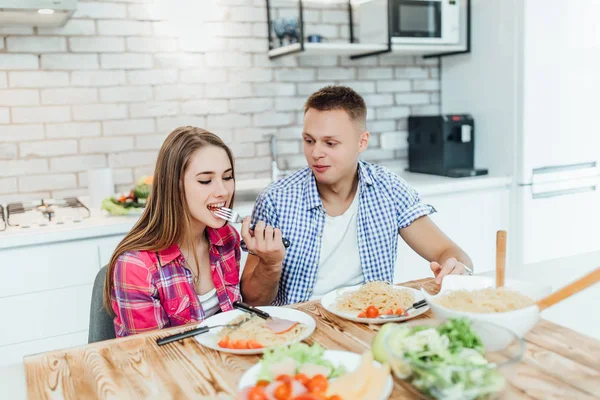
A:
[537,267,600,311]
[496,230,507,288]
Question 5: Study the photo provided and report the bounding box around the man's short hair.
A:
[304,85,367,127]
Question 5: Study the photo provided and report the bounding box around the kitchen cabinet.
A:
[0,234,125,367]
[394,186,510,283]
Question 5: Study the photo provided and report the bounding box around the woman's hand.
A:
[241,217,285,268]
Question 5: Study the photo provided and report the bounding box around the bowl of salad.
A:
[377,318,524,400]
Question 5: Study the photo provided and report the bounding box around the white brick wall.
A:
[41,88,98,105]
[9,72,69,88]
[42,54,99,70]
[6,37,67,53]
[69,37,125,53]
[0,90,40,106]
[0,0,439,200]
[21,140,78,157]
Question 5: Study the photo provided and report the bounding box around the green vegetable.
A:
[438,318,484,354]
[371,323,399,363]
[101,198,128,216]
[133,183,151,201]
[257,343,346,382]
[383,318,505,400]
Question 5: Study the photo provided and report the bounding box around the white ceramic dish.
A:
[422,275,552,338]
[194,306,316,355]
[320,284,429,324]
[237,350,393,400]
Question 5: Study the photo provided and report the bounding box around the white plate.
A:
[194,306,316,355]
[320,284,429,324]
[238,350,393,400]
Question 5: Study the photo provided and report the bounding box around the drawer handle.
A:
[532,185,596,199]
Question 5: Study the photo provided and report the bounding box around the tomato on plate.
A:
[365,305,379,318]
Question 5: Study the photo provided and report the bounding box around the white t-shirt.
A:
[311,193,363,299]
[198,288,220,317]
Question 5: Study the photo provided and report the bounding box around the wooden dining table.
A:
[24,277,600,399]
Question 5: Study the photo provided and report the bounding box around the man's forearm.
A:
[240,262,282,306]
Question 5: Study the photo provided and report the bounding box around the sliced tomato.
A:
[275,374,293,382]
[274,381,292,400]
[217,336,230,348]
[357,311,367,318]
[306,374,328,393]
[395,308,405,315]
[294,373,310,386]
[247,386,268,400]
[255,380,270,388]
[247,340,264,349]
[327,396,343,400]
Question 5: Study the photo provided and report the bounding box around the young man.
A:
[240,85,473,306]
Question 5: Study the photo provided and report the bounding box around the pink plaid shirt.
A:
[111,224,241,337]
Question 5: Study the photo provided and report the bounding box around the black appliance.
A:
[407,114,488,178]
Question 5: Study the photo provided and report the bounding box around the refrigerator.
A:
[440,0,600,267]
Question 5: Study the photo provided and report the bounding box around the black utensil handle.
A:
[232,301,270,319]
[156,325,210,346]
[413,299,428,309]
[240,237,290,252]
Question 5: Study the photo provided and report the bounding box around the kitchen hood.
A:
[0,0,77,28]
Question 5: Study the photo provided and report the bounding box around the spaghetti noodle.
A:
[434,287,535,313]
[217,315,305,349]
[336,281,414,316]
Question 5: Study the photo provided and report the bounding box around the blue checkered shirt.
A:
[250,160,435,305]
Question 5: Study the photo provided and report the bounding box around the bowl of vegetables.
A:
[101,176,152,216]
[378,318,524,400]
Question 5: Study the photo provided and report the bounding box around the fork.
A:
[377,299,429,319]
[212,207,291,249]
[156,317,251,346]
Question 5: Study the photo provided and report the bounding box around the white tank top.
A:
[198,288,220,317]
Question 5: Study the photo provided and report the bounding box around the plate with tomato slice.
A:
[194,306,316,355]
[237,350,393,400]
[320,285,429,324]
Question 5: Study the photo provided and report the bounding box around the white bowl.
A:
[422,275,552,338]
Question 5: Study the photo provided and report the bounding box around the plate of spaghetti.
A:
[194,306,316,355]
[320,281,429,324]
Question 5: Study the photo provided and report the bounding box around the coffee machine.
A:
[407,114,488,178]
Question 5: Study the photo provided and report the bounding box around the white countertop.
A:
[0,173,511,250]
[396,172,512,197]
[0,211,139,250]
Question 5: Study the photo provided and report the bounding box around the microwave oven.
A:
[359,0,460,45]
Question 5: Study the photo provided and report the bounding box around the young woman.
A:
[103,126,285,337]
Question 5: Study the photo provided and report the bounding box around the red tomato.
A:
[255,380,270,388]
[248,386,268,400]
[365,305,379,318]
[357,311,367,318]
[274,381,292,400]
[327,396,343,400]
[217,336,230,348]
[306,374,328,393]
[275,374,292,382]
[247,340,264,349]
[294,373,310,386]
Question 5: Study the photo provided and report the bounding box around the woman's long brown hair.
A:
[103,126,236,315]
